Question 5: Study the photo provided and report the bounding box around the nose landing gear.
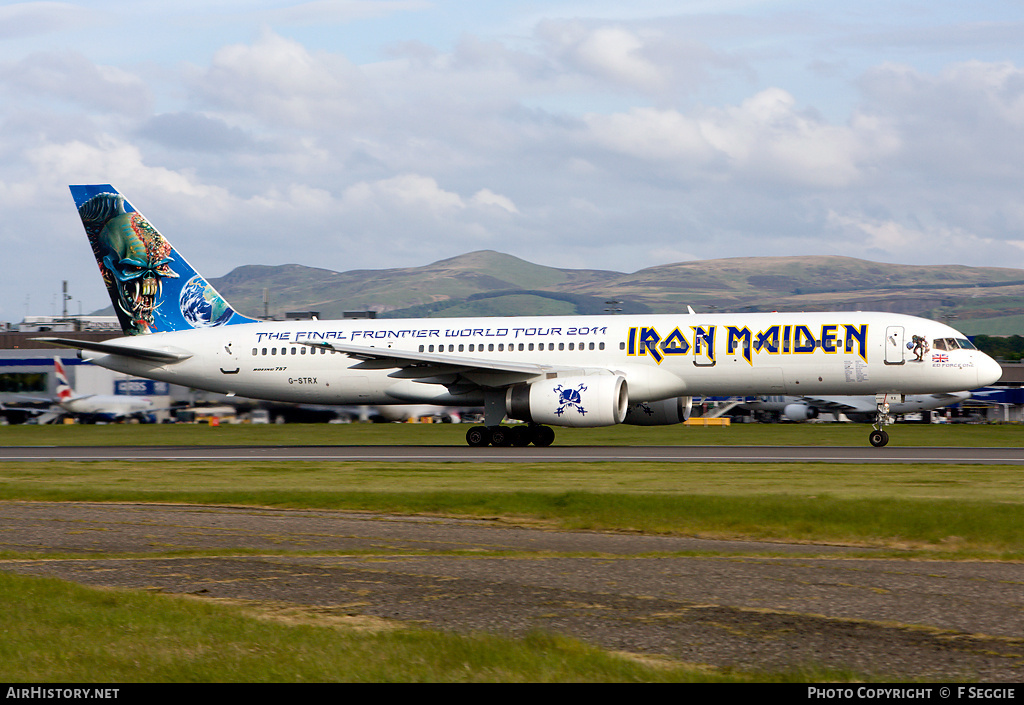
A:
[869,393,903,447]
[869,428,889,448]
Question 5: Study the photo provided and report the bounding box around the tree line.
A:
[972,335,1024,361]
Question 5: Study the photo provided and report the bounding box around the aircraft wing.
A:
[298,339,596,382]
[32,338,193,363]
[11,395,57,404]
[2,403,59,415]
[791,396,876,413]
[920,392,972,403]
[797,392,970,414]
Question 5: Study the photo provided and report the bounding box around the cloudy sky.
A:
[2,1,1024,321]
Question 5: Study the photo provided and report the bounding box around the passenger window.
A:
[252,348,257,356]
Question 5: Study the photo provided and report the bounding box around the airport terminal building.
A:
[1,318,178,422]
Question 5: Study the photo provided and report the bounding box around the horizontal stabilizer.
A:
[32,338,193,363]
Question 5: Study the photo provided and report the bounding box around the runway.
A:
[1,443,1023,463]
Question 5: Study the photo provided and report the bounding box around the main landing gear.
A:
[869,393,902,447]
[466,424,555,447]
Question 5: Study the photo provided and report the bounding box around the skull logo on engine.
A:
[553,382,588,417]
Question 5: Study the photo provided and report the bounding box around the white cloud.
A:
[859,60,1024,180]
[584,88,900,188]
[256,0,433,26]
[28,138,198,195]
[471,188,519,214]
[823,210,1021,269]
[5,4,1024,320]
[192,31,370,129]
[544,22,667,92]
[342,173,465,214]
[0,2,92,40]
[0,51,151,115]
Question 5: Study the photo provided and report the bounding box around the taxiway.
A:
[1,444,1022,463]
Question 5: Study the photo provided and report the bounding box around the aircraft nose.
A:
[977,353,1003,387]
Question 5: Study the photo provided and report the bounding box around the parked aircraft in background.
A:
[740,392,971,422]
[370,405,467,423]
[37,185,1002,447]
[9,357,162,423]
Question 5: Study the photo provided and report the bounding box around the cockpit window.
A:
[934,337,977,351]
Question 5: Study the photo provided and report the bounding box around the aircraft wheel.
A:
[510,425,532,447]
[489,425,512,447]
[531,425,555,447]
[869,429,889,448]
[466,426,490,447]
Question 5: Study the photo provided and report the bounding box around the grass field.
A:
[0,572,851,683]
[0,421,1020,682]
[1,459,1021,556]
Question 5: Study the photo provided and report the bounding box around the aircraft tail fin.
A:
[54,357,74,402]
[70,184,257,335]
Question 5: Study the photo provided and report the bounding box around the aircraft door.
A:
[219,340,241,375]
[884,326,905,365]
[692,326,716,367]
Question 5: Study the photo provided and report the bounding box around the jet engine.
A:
[782,402,819,422]
[506,375,628,427]
[622,396,693,426]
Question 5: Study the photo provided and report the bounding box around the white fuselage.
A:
[76,312,1001,410]
[61,395,155,417]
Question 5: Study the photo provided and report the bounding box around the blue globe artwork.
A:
[179,275,233,328]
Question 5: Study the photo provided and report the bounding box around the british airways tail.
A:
[53,357,74,402]
[70,184,257,335]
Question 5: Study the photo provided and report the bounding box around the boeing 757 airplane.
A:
[36,185,1002,447]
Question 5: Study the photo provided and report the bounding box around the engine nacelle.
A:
[783,403,819,422]
[506,375,628,428]
[622,396,692,426]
